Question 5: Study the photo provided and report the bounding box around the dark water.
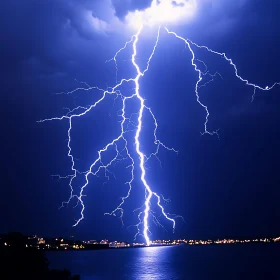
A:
[47,244,280,280]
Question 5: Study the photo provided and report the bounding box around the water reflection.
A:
[130,246,178,280]
[48,245,180,280]
[47,244,280,280]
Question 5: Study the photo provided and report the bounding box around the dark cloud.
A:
[0,0,119,85]
[111,0,152,19]
[191,0,251,36]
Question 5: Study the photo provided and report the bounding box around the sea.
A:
[47,243,280,280]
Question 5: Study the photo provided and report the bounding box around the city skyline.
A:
[2,232,280,250]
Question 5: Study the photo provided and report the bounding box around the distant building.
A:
[119,242,129,247]
[38,238,45,244]
[87,240,99,245]
[109,241,130,248]
[109,241,117,248]
[132,242,145,247]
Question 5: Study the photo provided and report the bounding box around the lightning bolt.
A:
[165,28,280,130]
[39,21,280,246]
[39,25,179,246]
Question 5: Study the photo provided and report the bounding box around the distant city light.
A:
[1,234,279,250]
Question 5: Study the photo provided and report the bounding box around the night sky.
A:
[1,0,280,242]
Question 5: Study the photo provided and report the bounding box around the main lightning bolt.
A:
[39,17,280,246]
[39,25,179,246]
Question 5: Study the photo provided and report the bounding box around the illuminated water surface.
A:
[48,244,280,280]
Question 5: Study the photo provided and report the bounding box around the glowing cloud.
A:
[125,0,197,29]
